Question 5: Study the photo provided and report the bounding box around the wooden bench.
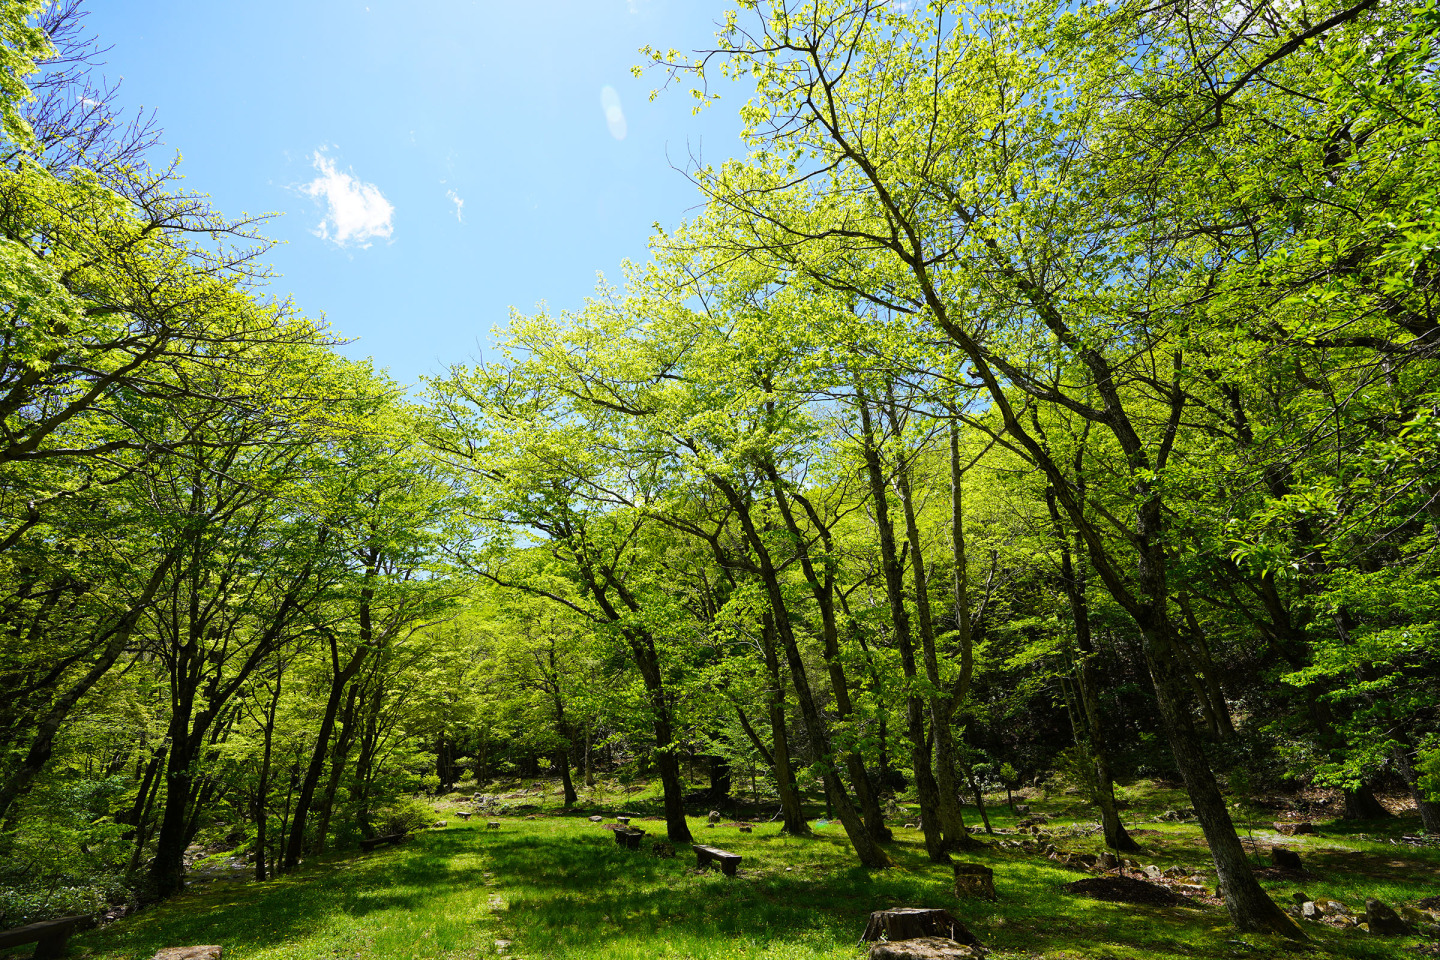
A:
[693,843,742,876]
[359,833,407,852]
[614,827,647,849]
[0,914,94,958]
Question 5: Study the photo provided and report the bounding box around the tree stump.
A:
[952,863,997,901]
[867,938,984,960]
[861,908,980,945]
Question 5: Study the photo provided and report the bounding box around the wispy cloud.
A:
[302,150,394,247]
[600,86,627,140]
[446,189,464,223]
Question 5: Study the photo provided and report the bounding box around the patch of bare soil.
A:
[1416,896,1440,910]
[1062,876,1189,907]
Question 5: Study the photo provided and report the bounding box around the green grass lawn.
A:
[25,789,1440,960]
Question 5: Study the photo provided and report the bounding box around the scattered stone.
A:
[589,815,603,823]
[616,816,631,825]
[708,810,722,824]
[1270,847,1302,870]
[1301,901,1321,921]
[1401,905,1439,926]
[861,908,982,946]
[1365,898,1414,936]
[1063,876,1187,907]
[524,814,538,820]
[953,863,998,901]
[1071,853,1098,869]
[432,820,447,828]
[152,949,222,960]
[905,823,917,829]
[1013,804,1032,814]
[1273,822,1315,836]
[1175,884,1206,897]
[1317,899,1352,917]
[487,821,500,830]
[494,939,513,954]
[1157,807,1194,822]
[867,937,985,959]
[650,840,675,858]
[1097,852,1119,871]
[1143,865,1162,880]
[739,824,752,833]
[1290,891,1312,904]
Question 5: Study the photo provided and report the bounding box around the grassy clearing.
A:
[22,787,1439,960]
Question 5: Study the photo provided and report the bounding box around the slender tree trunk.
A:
[708,475,887,866]
[760,461,890,842]
[858,390,945,862]
[315,685,358,852]
[284,564,376,871]
[254,669,283,881]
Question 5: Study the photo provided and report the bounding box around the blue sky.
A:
[84,1,746,386]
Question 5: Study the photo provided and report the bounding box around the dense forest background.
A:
[1,0,1436,942]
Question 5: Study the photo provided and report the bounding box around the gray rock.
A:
[152,949,222,960]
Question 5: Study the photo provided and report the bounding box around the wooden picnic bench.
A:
[359,833,407,853]
[693,843,742,876]
[0,914,94,958]
[614,827,647,849]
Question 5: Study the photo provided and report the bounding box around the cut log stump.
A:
[614,827,647,849]
[861,908,981,946]
[867,938,985,960]
[952,863,998,901]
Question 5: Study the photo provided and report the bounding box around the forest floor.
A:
[32,780,1440,960]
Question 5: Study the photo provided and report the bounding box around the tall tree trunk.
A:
[711,476,887,867]
[759,460,890,841]
[315,685,359,852]
[283,561,376,871]
[253,669,283,881]
[1044,485,1140,853]
[857,390,945,862]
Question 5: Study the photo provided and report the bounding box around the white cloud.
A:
[302,151,394,247]
[600,86,627,141]
[446,189,464,223]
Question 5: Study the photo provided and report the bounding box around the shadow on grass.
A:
[59,818,1428,960]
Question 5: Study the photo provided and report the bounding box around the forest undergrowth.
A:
[31,779,1437,960]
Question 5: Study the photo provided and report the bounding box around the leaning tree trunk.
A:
[761,461,890,842]
[1132,541,1298,937]
[710,475,888,867]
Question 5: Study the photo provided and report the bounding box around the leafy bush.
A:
[371,796,434,837]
